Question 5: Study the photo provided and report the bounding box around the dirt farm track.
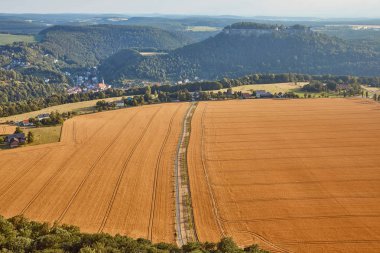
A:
[1,98,380,252]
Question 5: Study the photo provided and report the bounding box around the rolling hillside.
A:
[40,25,193,66]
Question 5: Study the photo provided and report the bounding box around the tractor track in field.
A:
[56,111,139,223]
[0,150,52,199]
[19,148,78,215]
[201,104,289,252]
[20,110,138,216]
[200,103,291,253]
[147,105,181,241]
[199,103,227,237]
[98,107,162,233]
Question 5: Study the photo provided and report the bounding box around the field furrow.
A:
[0,103,189,243]
[188,98,380,253]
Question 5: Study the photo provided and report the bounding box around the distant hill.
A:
[39,25,193,66]
[99,22,380,82]
[98,49,144,81]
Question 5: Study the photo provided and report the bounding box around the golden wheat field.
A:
[0,103,190,243]
[187,99,380,253]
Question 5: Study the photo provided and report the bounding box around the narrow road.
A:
[174,102,198,247]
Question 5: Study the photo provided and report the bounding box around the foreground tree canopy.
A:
[0,216,268,253]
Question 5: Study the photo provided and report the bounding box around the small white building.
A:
[115,101,125,108]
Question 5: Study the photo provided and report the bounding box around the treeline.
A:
[124,73,378,96]
[28,111,75,127]
[125,81,224,96]
[96,87,193,111]
[220,73,380,88]
[225,22,310,31]
[0,89,125,117]
[1,73,378,117]
[301,80,362,95]
[0,215,269,253]
[226,22,281,30]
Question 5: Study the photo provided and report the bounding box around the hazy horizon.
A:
[2,0,380,18]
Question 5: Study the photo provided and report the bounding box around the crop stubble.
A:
[187,99,380,253]
[0,103,189,243]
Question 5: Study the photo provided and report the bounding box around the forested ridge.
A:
[40,25,193,66]
[99,22,380,82]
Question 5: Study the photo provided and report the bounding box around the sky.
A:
[1,0,380,18]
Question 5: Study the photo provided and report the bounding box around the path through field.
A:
[187,98,380,253]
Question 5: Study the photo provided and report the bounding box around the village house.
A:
[255,90,273,98]
[115,101,125,108]
[18,119,34,127]
[241,93,252,99]
[5,133,26,148]
[67,87,83,95]
[37,114,50,121]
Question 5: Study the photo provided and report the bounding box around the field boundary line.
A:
[98,107,162,233]
[147,105,181,241]
[56,111,139,223]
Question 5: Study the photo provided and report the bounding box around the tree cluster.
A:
[0,215,268,253]
[96,100,117,111]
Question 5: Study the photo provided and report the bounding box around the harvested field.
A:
[217,82,307,94]
[188,98,380,253]
[0,103,190,243]
[0,96,125,123]
[0,124,15,135]
[0,33,36,45]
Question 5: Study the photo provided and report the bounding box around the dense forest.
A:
[0,69,68,103]
[99,22,380,82]
[0,215,268,253]
[40,25,193,66]
[0,43,71,82]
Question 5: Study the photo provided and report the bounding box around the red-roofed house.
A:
[96,79,108,90]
